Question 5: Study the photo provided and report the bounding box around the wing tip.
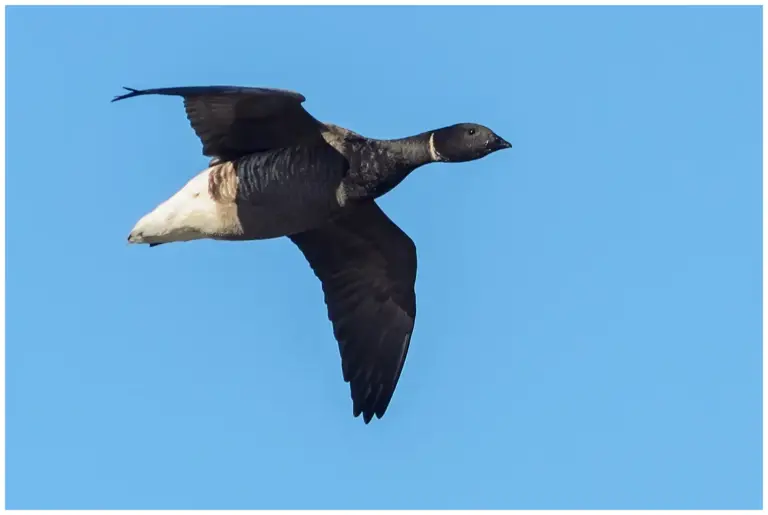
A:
[353,399,391,425]
[111,86,141,103]
[111,85,306,104]
[355,408,379,425]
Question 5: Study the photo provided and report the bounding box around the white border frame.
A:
[0,1,763,513]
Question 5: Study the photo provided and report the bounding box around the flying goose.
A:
[114,85,512,423]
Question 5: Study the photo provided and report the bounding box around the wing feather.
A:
[112,85,321,160]
[290,201,418,423]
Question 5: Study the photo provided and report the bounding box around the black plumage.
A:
[289,201,417,423]
[113,85,319,161]
[115,85,512,423]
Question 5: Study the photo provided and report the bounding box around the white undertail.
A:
[127,162,242,245]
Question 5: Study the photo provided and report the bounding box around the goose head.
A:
[429,123,511,163]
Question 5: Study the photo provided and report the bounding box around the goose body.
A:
[115,85,512,423]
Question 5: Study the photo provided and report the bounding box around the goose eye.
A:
[468,128,476,136]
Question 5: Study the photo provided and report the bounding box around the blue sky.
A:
[6,5,762,510]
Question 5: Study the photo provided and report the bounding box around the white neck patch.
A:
[428,133,445,162]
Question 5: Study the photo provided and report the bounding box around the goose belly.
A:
[227,145,347,239]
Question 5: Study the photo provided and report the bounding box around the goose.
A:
[114,85,512,423]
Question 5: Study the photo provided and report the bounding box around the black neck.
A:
[382,131,435,169]
[342,131,437,201]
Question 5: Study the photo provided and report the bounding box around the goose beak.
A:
[490,135,512,151]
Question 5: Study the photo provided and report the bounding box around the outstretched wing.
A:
[289,201,418,423]
[112,85,322,161]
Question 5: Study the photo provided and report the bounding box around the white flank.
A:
[335,182,348,207]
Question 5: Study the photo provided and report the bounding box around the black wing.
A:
[112,85,322,161]
[290,201,418,423]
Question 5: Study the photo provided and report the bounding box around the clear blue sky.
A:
[6,5,761,510]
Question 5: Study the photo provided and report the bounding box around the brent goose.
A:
[114,85,512,423]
